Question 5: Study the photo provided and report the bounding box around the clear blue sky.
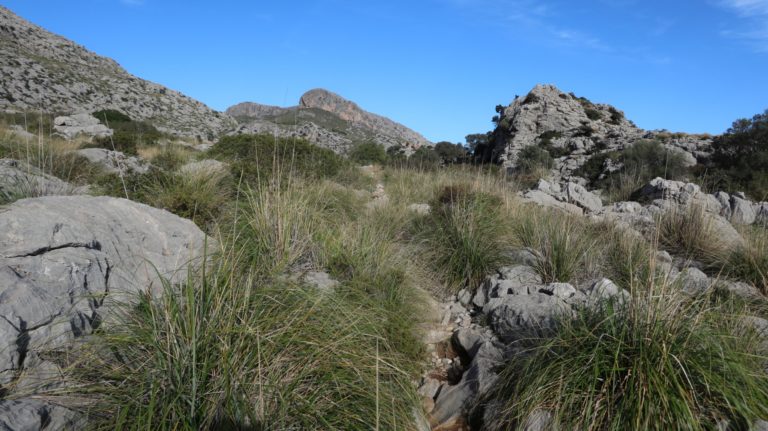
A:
[4,0,768,142]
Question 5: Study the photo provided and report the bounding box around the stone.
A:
[452,327,486,360]
[588,278,629,306]
[539,282,577,299]
[75,148,149,175]
[418,377,443,400]
[301,271,339,293]
[0,195,206,421]
[565,181,602,212]
[730,195,757,225]
[0,399,84,430]
[53,113,112,139]
[483,293,572,341]
[521,190,583,216]
[407,203,431,215]
[678,267,710,295]
[0,159,85,201]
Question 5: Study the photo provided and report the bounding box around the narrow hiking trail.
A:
[362,165,474,430]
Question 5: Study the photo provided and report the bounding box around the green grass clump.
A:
[727,226,768,294]
[414,184,512,292]
[656,204,729,266]
[484,284,768,430]
[513,208,597,283]
[602,226,658,290]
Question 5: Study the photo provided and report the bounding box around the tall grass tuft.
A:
[656,204,729,265]
[414,184,513,292]
[485,281,768,430]
[513,208,598,283]
[727,226,768,294]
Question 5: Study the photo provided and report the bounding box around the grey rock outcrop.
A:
[53,113,112,139]
[0,6,235,139]
[75,148,149,175]
[227,89,431,154]
[520,178,602,214]
[0,159,85,201]
[0,195,206,428]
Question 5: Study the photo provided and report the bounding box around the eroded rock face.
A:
[0,6,235,139]
[0,195,206,428]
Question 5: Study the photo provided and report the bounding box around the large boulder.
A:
[53,114,112,140]
[0,195,206,428]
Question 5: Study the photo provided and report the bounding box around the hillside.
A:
[227,88,432,154]
[0,6,235,140]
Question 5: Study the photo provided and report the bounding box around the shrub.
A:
[608,106,624,125]
[584,108,602,121]
[414,185,511,292]
[523,93,540,105]
[709,109,768,200]
[210,134,348,186]
[92,109,132,124]
[484,285,768,430]
[513,209,597,283]
[407,146,441,169]
[623,139,688,182]
[516,145,553,174]
[348,140,387,165]
[434,141,469,164]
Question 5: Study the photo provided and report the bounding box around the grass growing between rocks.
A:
[728,226,768,294]
[68,172,426,430]
[513,207,599,284]
[657,204,730,266]
[486,279,768,430]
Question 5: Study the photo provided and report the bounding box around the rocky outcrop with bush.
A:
[0,6,235,140]
[227,88,432,154]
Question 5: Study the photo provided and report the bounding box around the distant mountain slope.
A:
[227,89,431,153]
[0,6,235,140]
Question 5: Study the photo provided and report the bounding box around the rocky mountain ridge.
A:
[489,84,712,180]
[227,88,432,154]
[0,6,235,140]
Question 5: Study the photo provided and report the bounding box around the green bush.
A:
[484,286,768,430]
[709,109,768,200]
[585,108,602,121]
[516,145,554,174]
[407,146,441,169]
[210,134,348,186]
[92,109,132,124]
[89,116,164,155]
[434,141,469,164]
[348,140,387,165]
[608,107,624,125]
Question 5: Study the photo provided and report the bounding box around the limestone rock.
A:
[53,113,112,139]
[0,159,85,201]
[565,181,602,212]
[0,195,206,428]
[75,148,149,175]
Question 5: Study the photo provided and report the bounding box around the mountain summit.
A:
[0,6,234,139]
[227,89,431,153]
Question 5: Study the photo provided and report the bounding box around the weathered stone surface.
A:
[53,113,112,139]
[730,196,757,225]
[0,399,84,430]
[76,148,149,175]
[565,181,602,212]
[0,195,206,428]
[521,190,583,215]
[678,267,711,295]
[483,294,572,342]
[407,203,432,215]
[0,159,84,201]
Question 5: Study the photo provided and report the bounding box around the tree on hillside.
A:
[434,141,469,164]
[709,109,768,199]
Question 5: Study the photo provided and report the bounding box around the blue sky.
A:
[4,0,768,142]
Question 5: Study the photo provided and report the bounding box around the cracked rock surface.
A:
[0,195,206,429]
